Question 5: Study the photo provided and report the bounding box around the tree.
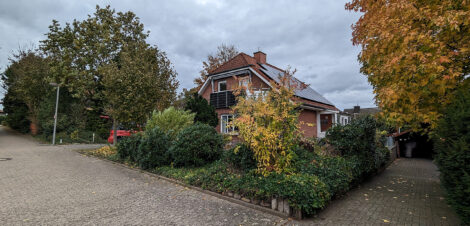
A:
[184,93,218,127]
[232,68,302,176]
[1,49,49,134]
[434,80,470,224]
[346,0,470,131]
[101,44,178,144]
[40,5,150,111]
[173,88,197,109]
[194,44,238,89]
[41,5,178,143]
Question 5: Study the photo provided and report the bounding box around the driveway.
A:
[0,126,283,225]
[300,158,461,225]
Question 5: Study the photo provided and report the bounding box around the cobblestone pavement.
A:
[295,158,461,225]
[0,126,283,225]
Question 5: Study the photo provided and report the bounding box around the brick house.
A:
[198,51,339,138]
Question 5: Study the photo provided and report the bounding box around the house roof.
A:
[208,52,336,109]
[344,106,380,115]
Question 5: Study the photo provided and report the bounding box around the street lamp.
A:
[49,82,60,145]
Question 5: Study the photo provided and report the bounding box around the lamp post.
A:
[50,83,60,145]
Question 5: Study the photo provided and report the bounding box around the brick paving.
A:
[0,126,283,225]
[0,126,461,225]
[295,158,461,225]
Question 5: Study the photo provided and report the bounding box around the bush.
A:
[155,161,331,215]
[170,123,224,167]
[275,173,330,215]
[117,133,143,161]
[326,115,390,177]
[136,127,171,169]
[89,145,117,158]
[184,93,218,127]
[146,106,195,140]
[223,143,257,171]
[434,81,470,224]
[298,155,353,197]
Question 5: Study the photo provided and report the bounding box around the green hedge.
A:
[170,123,224,167]
[117,133,143,161]
[326,115,390,179]
[223,143,257,172]
[155,161,331,215]
[137,127,171,169]
[434,81,470,224]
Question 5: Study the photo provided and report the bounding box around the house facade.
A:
[337,111,352,126]
[198,51,338,138]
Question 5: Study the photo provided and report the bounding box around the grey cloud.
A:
[0,0,374,110]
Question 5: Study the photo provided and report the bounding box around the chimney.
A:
[353,106,360,114]
[253,51,266,64]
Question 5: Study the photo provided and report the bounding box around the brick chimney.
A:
[253,51,266,64]
[353,106,361,114]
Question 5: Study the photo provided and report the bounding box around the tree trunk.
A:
[29,115,38,135]
[113,118,118,146]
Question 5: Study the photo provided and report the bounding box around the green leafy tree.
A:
[101,43,178,144]
[434,80,470,224]
[184,93,218,127]
[1,49,49,134]
[41,5,178,143]
[40,5,149,112]
[145,106,195,140]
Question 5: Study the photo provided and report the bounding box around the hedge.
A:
[434,81,470,224]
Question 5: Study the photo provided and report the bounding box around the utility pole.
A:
[50,83,60,145]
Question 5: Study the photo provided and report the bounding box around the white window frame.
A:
[218,80,227,92]
[221,114,236,134]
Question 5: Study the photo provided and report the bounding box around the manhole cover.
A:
[0,158,12,161]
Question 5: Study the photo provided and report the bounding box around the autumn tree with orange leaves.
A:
[346,0,470,131]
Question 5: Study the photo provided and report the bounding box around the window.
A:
[221,114,236,134]
[218,81,227,92]
[239,77,249,88]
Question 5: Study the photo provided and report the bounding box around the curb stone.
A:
[76,151,291,219]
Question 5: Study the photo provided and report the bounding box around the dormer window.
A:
[218,81,227,92]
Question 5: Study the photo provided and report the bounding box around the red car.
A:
[107,128,136,144]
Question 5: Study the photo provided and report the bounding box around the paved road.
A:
[0,126,461,225]
[300,158,461,225]
[0,126,283,225]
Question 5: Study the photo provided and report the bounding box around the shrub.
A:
[136,127,171,169]
[184,93,218,127]
[223,143,257,171]
[117,133,142,161]
[146,106,195,140]
[292,147,352,196]
[299,155,353,196]
[155,161,330,215]
[275,173,331,215]
[233,68,301,175]
[90,145,117,158]
[434,81,470,224]
[170,123,224,167]
[326,115,390,177]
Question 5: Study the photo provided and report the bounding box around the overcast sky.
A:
[0,0,375,110]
